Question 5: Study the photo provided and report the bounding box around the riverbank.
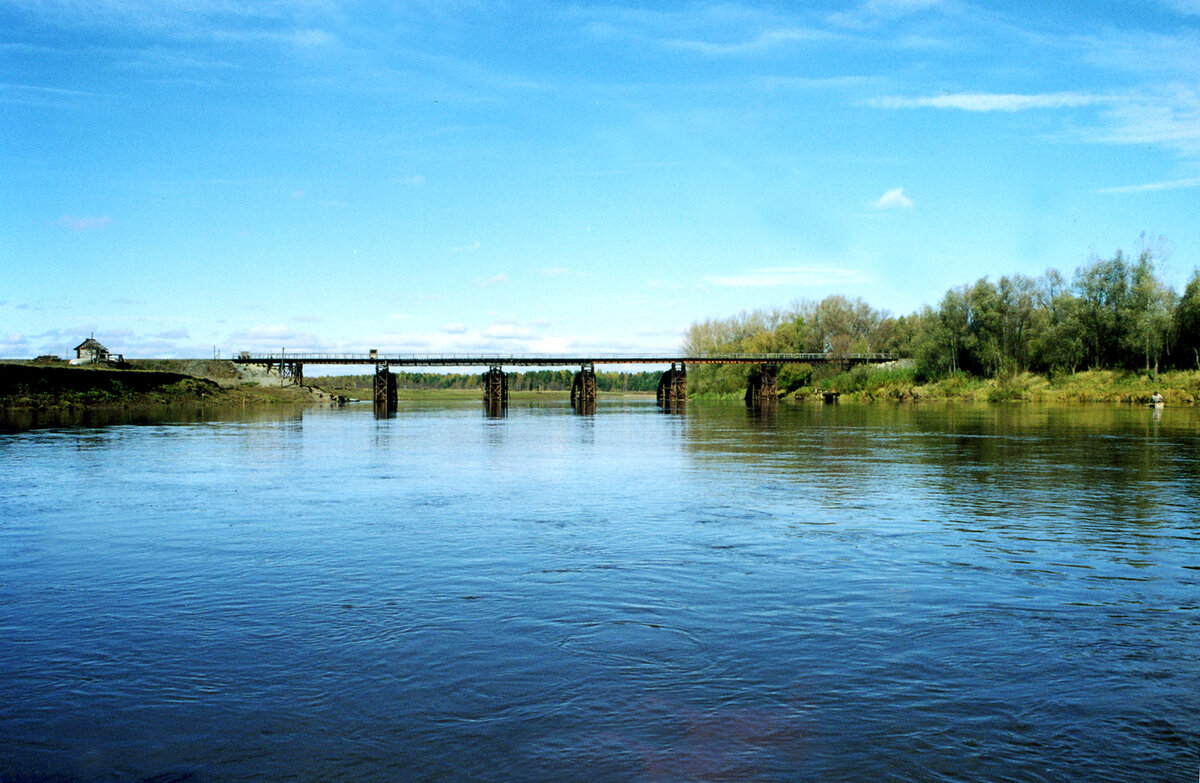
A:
[7,361,1197,412]
[797,368,1200,404]
[0,361,335,411]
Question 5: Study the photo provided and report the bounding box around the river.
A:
[1,399,1197,781]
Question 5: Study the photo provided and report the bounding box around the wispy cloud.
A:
[540,266,570,277]
[440,323,468,334]
[56,215,111,231]
[830,0,946,27]
[1095,176,1200,194]
[705,266,870,287]
[1091,86,1200,155]
[871,91,1107,112]
[1158,0,1200,16]
[482,273,511,287]
[664,27,831,57]
[0,82,107,107]
[872,83,1200,157]
[581,5,834,58]
[873,187,913,208]
[10,0,338,48]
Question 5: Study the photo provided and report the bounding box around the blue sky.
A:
[3,0,1199,359]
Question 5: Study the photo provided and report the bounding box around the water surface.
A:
[1,400,1197,781]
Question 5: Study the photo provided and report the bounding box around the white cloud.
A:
[874,187,913,208]
[665,27,831,57]
[440,322,468,334]
[1095,175,1200,194]
[0,332,31,356]
[1092,86,1200,155]
[581,5,834,58]
[529,336,571,353]
[541,266,570,277]
[56,214,110,231]
[872,91,1107,112]
[228,323,328,352]
[831,0,945,27]
[151,329,190,340]
[16,1,339,46]
[704,266,871,287]
[482,323,533,340]
[1159,0,1200,15]
[482,273,510,286]
[873,84,1200,157]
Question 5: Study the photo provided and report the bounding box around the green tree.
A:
[1031,270,1085,373]
[1074,251,1131,368]
[1174,269,1200,369]
[1124,249,1176,373]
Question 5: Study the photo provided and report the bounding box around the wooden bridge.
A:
[232,351,893,414]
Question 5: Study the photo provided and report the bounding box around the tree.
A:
[1124,249,1176,373]
[1031,269,1085,373]
[1074,251,1131,368]
[937,286,974,374]
[1174,269,1200,369]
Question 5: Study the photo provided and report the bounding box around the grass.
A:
[797,366,1200,404]
[0,362,338,411]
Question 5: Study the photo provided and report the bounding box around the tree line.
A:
[684,241,1200,394]
[319,369,663,393]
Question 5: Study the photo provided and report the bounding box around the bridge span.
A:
[232,351,893,413]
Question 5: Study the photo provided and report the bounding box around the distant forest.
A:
[320,369,663,393]
[683,242,1200,395]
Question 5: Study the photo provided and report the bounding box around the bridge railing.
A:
[233,351,894,364]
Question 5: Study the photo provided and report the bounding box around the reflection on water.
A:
[0,400,1197,781]
[0,402,310,433]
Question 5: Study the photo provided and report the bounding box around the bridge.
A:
[232,351,893,413]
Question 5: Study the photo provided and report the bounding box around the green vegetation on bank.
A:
[0,363,224,409]
[685,237,1200,401]
[789,366,1200,404]
[0,361,335,411]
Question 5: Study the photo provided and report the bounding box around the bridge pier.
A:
[374,362,397,418]
[281,360,303,387]
[482,366,508,408]
[657,362,687,408]
[571,363,597,413]
[745,364,780,406]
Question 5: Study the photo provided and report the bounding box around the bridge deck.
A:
[233,352,892,367]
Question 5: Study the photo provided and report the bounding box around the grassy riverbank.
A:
[0,361,335,411]
[6,360,1195,412]
[796,367,1200,404]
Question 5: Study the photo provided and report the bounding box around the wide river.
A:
[1,399,1197,781]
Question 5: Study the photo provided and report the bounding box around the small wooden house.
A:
[72,337,110,365]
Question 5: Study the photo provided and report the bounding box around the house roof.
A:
[74,338,108,352]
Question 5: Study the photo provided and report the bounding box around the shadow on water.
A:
[0,403,309,433]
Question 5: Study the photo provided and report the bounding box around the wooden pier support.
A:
[373,362,397,417]
[281,360,303,387]
[656,362,687,408]
[571,363,597,413]
[482,366,508,408]
[745,364,780,406]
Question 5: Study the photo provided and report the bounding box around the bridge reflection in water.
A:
[232,351,893,417]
